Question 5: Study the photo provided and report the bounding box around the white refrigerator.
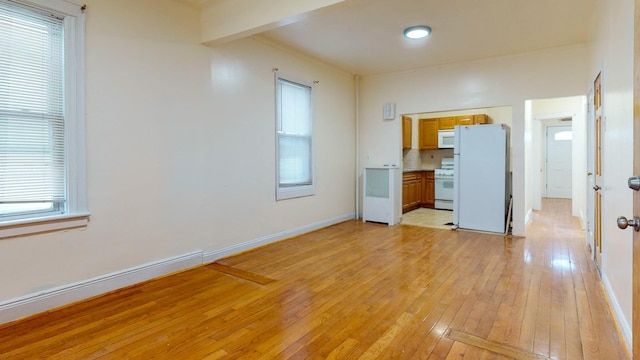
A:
[453,124,510,233]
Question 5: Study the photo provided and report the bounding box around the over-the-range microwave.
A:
[438,130,455,149]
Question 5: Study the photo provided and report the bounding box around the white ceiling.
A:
[257,0,597,76]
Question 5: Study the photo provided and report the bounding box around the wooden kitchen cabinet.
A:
[417,114,489,151]
[418,118,439,150]
[402,172,423,213]
[456,115,474,126]
[473,114,488,124]
[402,116,412,149]
[438,117,456,130]
[402,171,435,213]
[422,170,435,208]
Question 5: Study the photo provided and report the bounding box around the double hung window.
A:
[275,74,314,200]
[0,0,87,237]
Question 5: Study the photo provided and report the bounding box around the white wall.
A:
[358,45,590,236]
[587,0,635,347]
[0,0,355,309]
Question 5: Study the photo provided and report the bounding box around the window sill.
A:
[277,184,315,200]
[0,213,90,240]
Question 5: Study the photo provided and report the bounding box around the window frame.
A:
[0,0,88,239]
[275,73,315,201]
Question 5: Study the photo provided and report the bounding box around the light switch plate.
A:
[383,103,395,120]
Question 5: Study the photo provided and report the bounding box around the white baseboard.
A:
[578,209,587,230]
[524,208,532,227]
[0,213,355,325]
[0,251,203,325]
[602,273,632,352]
[203,213,355,263]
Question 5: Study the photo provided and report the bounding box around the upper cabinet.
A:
[438,117,456,130]
[402,116,412,150]
[473,114,488,124]
[456,115,474,126]
[418,118,439,150]
[418,114,490,150]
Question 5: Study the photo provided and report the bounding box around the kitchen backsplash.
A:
[403,148,454,170]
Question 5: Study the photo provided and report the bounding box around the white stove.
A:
[434,158,454,210]
[434,168,454,179]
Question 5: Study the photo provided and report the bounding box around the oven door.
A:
[434,177,454,210]
[438,130,455,148]
[435,177,454,201]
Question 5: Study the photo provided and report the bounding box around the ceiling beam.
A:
[200,0,346,46]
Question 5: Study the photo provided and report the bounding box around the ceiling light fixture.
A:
[404,25,431,39]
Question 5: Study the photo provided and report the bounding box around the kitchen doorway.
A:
[398,106,513,229]
[400,106,513,229]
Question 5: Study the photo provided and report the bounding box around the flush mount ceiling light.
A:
[404,25,431,39]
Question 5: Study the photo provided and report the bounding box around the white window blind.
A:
[276,75,314,200]
[0,1,66,219]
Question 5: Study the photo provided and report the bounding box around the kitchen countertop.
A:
[403,168,435,173]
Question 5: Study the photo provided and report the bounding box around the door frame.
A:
[586,88,596,256]
[632,1,640,357]
[531,111,574,211]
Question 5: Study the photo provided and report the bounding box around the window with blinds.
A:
[0,2,66,220]
[275,75,315,200]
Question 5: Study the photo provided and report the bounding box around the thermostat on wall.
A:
[383,103,396,120]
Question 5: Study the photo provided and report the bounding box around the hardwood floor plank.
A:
[0,199,628,359]
[206,263,276,285]
[447,329,551,360]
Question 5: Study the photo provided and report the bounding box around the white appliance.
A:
[434,158,454,210]
[453,124,510,233]
[438,130,455,149]
[363,166,400,225]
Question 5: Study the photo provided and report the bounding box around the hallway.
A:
[0,199,628,358]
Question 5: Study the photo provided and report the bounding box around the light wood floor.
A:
[0,199,629,359]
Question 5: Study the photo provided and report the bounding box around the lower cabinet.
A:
[422,171,435,209]
[402,172,422,213]
[402,171,435,213]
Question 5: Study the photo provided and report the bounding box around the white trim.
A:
[0,0,88,237]
[0,251,203,325]
[524,208,532,227]
[601,273,632,352]
[64,8,88,215]
[0,215,355,325]
[3,0,83,16]
[203,213,355,263]
[0,213,90,239]
[578,209,586,230]
[275,72,316,201]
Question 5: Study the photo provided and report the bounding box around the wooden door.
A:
[419,119,439,150]
[594,72,603,271]
[633,3,640,356]
[402,116,412,150]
